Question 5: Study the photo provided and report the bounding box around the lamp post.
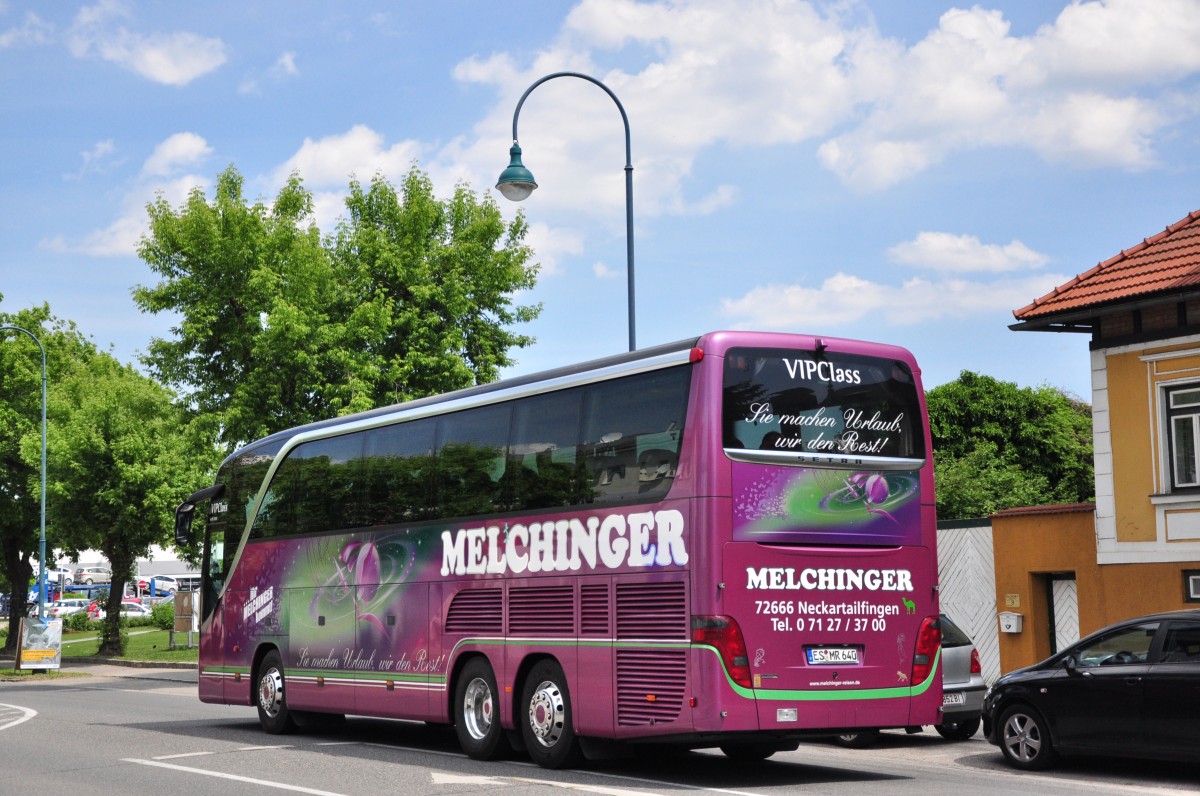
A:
[1,325,48,620]
[497,71,637,352]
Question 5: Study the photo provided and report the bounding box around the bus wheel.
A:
[719,743,780,761]
[832,729,879,748]
[257,650,297,735]
[455,658,510,760]
[521,660,582,769]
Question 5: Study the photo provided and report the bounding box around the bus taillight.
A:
[691,615,752,689]
[911,614,941,685]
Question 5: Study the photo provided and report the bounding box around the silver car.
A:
[834,613,986,746]
[73,566,112,585]
[936,613,986,739]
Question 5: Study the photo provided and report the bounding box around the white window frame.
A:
[1166,384,1200,490]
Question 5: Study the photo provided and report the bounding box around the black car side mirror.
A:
[1062,655,1080,676]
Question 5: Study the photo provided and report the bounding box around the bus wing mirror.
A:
[174,484,226,546]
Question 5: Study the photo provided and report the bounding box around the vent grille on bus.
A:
[580,583,610,636]
[444,588,502,634]
[508,585,573,635]
[616,648,687,726]
[615,581,687,639]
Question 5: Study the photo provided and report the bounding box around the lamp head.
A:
[496,143,537,202]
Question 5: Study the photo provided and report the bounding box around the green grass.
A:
[61,628,199,663]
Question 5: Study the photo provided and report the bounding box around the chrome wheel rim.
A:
[462,677,495,741]
[1002,712,1042,763]
[259,666,284,718]
[527,679,566,748]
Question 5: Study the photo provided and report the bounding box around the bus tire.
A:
[719,743,780,761]
[520,659,582,769]
[454,658,510,760]
[832,729,879,748]
[256,650,298,735]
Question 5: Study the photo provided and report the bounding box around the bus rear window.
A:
[722,347,925,462]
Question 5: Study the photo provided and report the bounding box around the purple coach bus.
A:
[174,330,941,768]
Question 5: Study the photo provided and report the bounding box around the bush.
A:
[65,611,91,632]
[151,602,173,630]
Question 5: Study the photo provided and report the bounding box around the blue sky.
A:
[3,0,1200,402]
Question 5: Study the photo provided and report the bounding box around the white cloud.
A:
[272,125,424,189]
[68,0,226,86]
[0,11,52,47]
[272,51,299,78]
[525,222,584,276]
[242,51,301,95]
[721,271,1072,329]
[141,132,212,177]
[44,131,211,256]
[887,232,1050,273]
[65,139,122,180]
[450,0,1200,203]
[593,261,620,279]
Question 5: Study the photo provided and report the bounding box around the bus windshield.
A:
[722,347,926,546]
[722,347,925,463]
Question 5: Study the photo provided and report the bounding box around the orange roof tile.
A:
[1013,209,1200,321]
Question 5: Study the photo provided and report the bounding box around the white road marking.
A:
[0,703,36,731]
[123,758,348,795]
[153,752,214,760]
[430,772,510,785]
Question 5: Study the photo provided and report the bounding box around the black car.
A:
[982,609,1200,770]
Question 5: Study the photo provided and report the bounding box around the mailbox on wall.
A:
[999,611,1024,633]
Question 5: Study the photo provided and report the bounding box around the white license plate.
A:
[806,647,858,665]
[942,691,965,706]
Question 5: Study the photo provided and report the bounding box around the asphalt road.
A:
[1,661,1197,795]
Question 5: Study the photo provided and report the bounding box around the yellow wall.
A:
[1105,350,1156,541]
[992,508,1196,673]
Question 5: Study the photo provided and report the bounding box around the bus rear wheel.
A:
[454,658,510,760]
[257,650,297,735]
[521,660,582,769]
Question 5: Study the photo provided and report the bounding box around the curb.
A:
[67,656,198,670]
[0,654,197,670]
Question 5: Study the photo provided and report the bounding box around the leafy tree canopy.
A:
[29,351,216,654]
[134,165,540,450]
[0,300,98,650]
[927,370,1093,521]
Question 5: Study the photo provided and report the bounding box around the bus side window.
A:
[582,367,689,504]
[435,403,511,519]
[509,388,587,510]
[362,418,436,525]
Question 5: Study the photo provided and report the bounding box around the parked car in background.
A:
[834,614,986,747]
[46,598,90,618]
[45,568,73,586]
[92,601,152,620]
[983,609,1200,771]
[74,566,112,585]
[137,575,179,594]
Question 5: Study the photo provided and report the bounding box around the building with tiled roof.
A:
[1012,209,1200,336]
[991,208,1200,674]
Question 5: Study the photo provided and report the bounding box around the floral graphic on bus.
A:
[732,464,920,543]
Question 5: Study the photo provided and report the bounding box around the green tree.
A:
[134,165,540,449]
[329,170,540,410]
[927,371,1093,520]
[32,352,215,655]
[0,301,97,652]
[134,167,338,448]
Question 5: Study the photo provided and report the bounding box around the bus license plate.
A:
[942,691,965,706]
[806,647,858,665]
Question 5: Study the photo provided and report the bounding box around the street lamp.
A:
[1,325,48,620]
[497,71,637,352]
